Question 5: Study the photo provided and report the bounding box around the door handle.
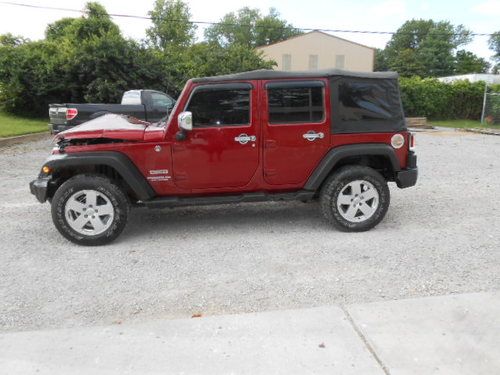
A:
[302,131,324,142]
[234,133,256,145]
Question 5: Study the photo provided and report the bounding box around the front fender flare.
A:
[304,144,401,191]
[42,152,155,201]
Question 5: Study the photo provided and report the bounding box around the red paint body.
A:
[59,79,411,197]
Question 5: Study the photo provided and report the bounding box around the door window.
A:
[186,88,250,127]
[267,83,324,124]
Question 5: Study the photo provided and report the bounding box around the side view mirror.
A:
[178,111,193,131]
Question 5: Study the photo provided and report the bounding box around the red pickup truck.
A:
[30,69,417,245]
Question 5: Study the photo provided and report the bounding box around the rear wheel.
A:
[51,174,129,246]
[320,166,390,232]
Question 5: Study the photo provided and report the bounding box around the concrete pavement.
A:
[1,292,499,374]
[348,291,500,375]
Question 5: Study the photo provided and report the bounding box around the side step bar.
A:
[143,190,315,209]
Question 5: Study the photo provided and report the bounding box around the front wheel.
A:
[51,174,129,246]
[320,166,390,232]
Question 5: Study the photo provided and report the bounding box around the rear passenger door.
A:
[262,80,330,185]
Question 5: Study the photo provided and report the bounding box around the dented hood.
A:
[55,114,160,142]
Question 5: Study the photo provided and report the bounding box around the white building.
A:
[438,74,500,85]
[256,30,375,72]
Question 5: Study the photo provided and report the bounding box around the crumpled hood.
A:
[55,114,158,142]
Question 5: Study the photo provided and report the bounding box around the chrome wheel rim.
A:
[336,180,379,223]
[65,190,114,236]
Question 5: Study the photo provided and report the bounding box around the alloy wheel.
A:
[336,180,379,223]
[64,189,114,235]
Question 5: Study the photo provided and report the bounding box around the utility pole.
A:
[480,81,488,124]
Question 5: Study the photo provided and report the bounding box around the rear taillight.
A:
[65,108,78,121]
[409,132,416,151]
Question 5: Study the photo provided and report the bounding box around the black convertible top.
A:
[192,69,398,83]
[191,69,405,135]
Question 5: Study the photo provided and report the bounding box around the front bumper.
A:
[29,177,51,203]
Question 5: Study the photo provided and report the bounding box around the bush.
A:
[399,77,486,120]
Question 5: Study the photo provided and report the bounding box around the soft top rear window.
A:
[339,82,392,121]
[331,77,405,134]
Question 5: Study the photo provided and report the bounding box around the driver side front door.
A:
[171,83,260,191]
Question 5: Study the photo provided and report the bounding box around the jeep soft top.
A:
[31,69,417,245]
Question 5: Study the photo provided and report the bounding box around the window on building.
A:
[282,54,292,71]
[335,54,345,69]
[308,55,319,70]
[267,82,324,124]
[186,88,250,127]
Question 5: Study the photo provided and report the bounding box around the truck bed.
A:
[49,103,148,133]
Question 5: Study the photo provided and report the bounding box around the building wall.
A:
[257,31,375,72]
[438,74,500,85]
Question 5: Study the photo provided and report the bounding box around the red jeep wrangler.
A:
[30,69,417,245]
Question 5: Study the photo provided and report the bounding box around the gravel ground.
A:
[1,130,499,332]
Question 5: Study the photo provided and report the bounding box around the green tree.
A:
[489,31,500,58]
[0,1,285,115]
[454,50,489,74]
[0,33,27,47]
[44,2,121,43]
[205,7,301,48]
[399,76,486,119]
[182,42,275,78]
[374,48,389,71]
[45,18,77,40]
[383,19,471,77]
[254,8,301,47]
[0,2,169,115]
[489,31,500,72]
[146,0,196,50]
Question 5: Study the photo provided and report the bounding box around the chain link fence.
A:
[482,89,500,126]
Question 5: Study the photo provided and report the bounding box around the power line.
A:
[0,0,496,37]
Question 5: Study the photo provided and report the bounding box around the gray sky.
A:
[0,0,498,64]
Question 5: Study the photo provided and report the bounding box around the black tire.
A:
[320,165,390,232]
[51,174,129,246]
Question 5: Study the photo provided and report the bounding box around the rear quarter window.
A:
[331,77,405,134]
[338,82,394,121]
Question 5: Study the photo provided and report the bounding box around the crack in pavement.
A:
[341,304,391,375]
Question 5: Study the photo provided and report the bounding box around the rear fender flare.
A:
[305,144,401,191]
